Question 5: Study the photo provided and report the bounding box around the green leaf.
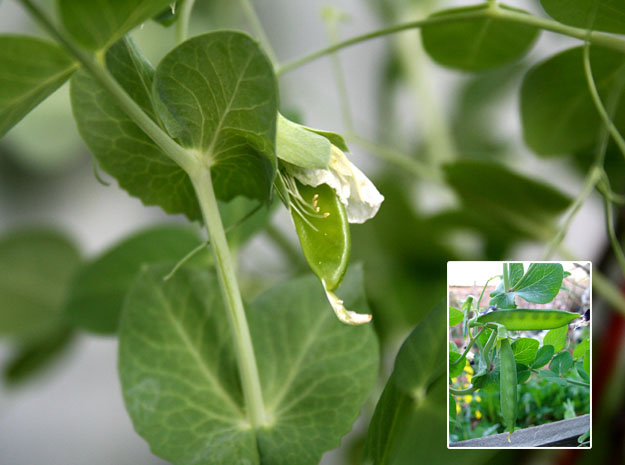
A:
[449,351,465,378]
[550,351,574,376]
[532,344,555,368]
[444,160,570,237]
[421,4,538,72]
[219,196,276,249]
[66,225,209,334]
[511,263,564,303]
[544,325,568,353]
[71,37,201,220]
[276,114,331,169]
[449,306,464,326]
[119,267,378,465]
[512,337,539,365]
[0,35,76,138]
[521,46,625,156]
[583,349,590,375]
[517,363,531,384]
[576,360,590,381]
[364,306,494,463]
[539,369,569,386]
[489,291,516,309]
[3,327,74,384]
[58,0,175,50]
[541,0,625,34]
[153,31,278,203]
[0,229,81,340]
[573,337,591,359]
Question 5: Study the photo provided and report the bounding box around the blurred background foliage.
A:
[1,0,624,464]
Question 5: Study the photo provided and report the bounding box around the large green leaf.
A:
[0,229,80,340]
[58,0,174,50]
[65,225,209,334]
[544,325,568,353]
[119,267,378,465]
[541,0,625,34]
[153,31,278,203]
[421,4,538,72]
[511,337,539,365]
[444,160,571,238]
[363,306,493,464]
[71,37,201,220]
[521,46,625,156]
[0,35,76,138]
[511,263,563,303]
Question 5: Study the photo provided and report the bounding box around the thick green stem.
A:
[191,167,267,427]
[502,263,510,292]
[276,4,625,76]
[175,0,197,45]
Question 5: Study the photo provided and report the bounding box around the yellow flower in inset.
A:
[456,402,461,415]
[465,362,474,375]
[451,377,458,384]
[466,374,472,383]
[475,395,482,402]
[463,395,472,403]
[475,410,482,420]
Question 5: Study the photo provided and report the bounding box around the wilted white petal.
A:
[285,145,384,224]
[323,281,372,325]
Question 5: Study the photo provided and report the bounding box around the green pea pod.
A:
[476,309,578,331]
[291,182,350,291]
[499,337,517,442]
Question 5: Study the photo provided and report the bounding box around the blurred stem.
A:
[190,167,267,428]
[238,0,278,65]
[543,167,602,260]
[276,5,625,75]
[323,8,355,134]
[347,133,443,182]
[451,327,485,367]
[583,42,625,160]
[449,385,478,396]
[393,3,457,163]
[175,0,196,45]
[600,174,625,277]
[559,247,625,316]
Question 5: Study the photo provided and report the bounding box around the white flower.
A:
[323,282,372,325]
[285,144,384,224]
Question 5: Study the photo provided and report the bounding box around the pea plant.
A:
[1,0,624,464]
[449,263,591,445]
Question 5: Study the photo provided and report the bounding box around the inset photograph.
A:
[448,261,591,449]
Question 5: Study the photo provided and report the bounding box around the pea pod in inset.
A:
[475,309,578,331]
[499,337,517,441]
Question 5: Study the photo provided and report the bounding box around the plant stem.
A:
[238,0,278,66]
[347,133,442,182]
[450,385,478,396]
[543,167,603,259]
[566,379,590,388]
[175,0,197,45]
[393,2,457,164]
[190,167,267,427]
[559,246,625,316]
[601,177,625,277]
[451,327,485,367]
[502,263,510,292]
[583,43,625,161]
[276,4,625,76]
[476,275,499,311]
[18,0,196,173]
